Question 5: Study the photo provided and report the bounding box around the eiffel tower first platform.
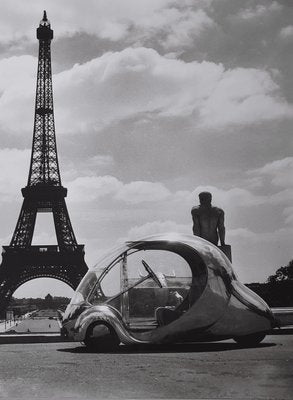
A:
[0,12,88,313]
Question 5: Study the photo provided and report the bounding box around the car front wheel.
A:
[233,332,266,346]
[84,323,120,352]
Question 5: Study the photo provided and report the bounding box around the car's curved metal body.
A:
[62,233,276,346]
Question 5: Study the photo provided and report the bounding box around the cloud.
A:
[243,158,293,226]
[67,171,288,212]
[66,174,266,209]
[0,148,30,201]
[67,175,171,204]
[59,154,115,183]
[67,176,122,202]
[126,220,189,240]
[2,48,291,137]
[0,0,213,46]
[54,47,217,132]
[115,181,170,204]
[246,158,293,216]
[279,25,293,40]
[82,155,114,172]
[236,2,282,20]
[249,157,293,188]
[136,7,215,49]
[229,227,258,241]
[0,56,35,134]
[199,67,293,128]
[284,207,293,225]
[189,185,266,208]
[268,189,293,207]
[0,55,36,92]
[229,226,293,244]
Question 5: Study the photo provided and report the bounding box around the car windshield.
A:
[69,243,131,305]
[69,271,98,304]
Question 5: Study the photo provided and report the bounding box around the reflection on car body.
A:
[62,233,276,350]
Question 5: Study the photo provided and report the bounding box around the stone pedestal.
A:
[218,245,232,262]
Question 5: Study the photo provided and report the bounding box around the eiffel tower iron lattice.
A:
[0,12,88,313]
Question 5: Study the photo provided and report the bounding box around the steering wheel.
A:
[141,260,163,288]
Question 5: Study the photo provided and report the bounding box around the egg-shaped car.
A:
[61,233,276,350]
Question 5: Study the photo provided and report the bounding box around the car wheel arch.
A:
[84,320,120,351]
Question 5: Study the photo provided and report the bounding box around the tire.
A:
[84,323,120,352]
[233,332,266,346]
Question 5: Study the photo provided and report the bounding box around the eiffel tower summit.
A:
[0,11,88,313]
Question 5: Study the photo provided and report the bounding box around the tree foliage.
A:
[247,259,293,307]
[267,260,293,283]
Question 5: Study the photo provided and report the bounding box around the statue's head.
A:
[199,191,212,205]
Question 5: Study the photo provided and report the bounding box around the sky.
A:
[0,0,292,298]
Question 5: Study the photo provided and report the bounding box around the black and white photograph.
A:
[0,1,292,399]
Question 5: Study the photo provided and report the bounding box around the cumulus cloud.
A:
[199,68,293,128]
[67,175,171,204]
[66,173,275,221]
[1,48,292,136]
[66,167,291,215]
[279,25,293,40]
[284,207,293,225]
[61,155,114,183]
[0,148,30,201]
[54,47,216,132]
[115,181,170,204]
[84,155,114,170]
[67,176,122,202]
[136,7,215,49]
[229,226,293,244]
[268,189,293,206]
[229,227,258,241]
[246,158,293,215]
[0,56,35,134]
[249,157,293,188]
[126,220,189,240]
[236,2,282,20]
[0,0,213,47]
[0,55,36,92]
[189,185,266,208]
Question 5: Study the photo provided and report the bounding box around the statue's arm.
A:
[191,210,200,236]
[218,210,226,245]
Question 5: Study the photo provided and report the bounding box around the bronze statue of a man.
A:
[191,192,225,246]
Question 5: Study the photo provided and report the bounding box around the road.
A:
[0,334,292,399]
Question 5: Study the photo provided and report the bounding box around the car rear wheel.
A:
[233,332,266,346]
[84,323,120,352]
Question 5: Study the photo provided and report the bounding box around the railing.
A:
[2,245,84,254]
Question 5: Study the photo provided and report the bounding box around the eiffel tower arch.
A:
[0,12,88,313]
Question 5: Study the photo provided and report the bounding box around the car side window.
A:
[125,249,192,319]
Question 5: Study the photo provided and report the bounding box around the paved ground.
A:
[5,317,60,333]
[0,333,292,399]
[1,310,61,334]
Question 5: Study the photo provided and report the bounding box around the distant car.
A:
[61,233,277,351]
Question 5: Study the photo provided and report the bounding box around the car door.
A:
[121,248,192,330]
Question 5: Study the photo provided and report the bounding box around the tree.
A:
[267,260,293,283]
[265,260,293,307]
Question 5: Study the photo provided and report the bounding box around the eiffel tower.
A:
[0,12,88,314]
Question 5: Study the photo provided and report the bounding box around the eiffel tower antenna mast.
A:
[0,12,88,313]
